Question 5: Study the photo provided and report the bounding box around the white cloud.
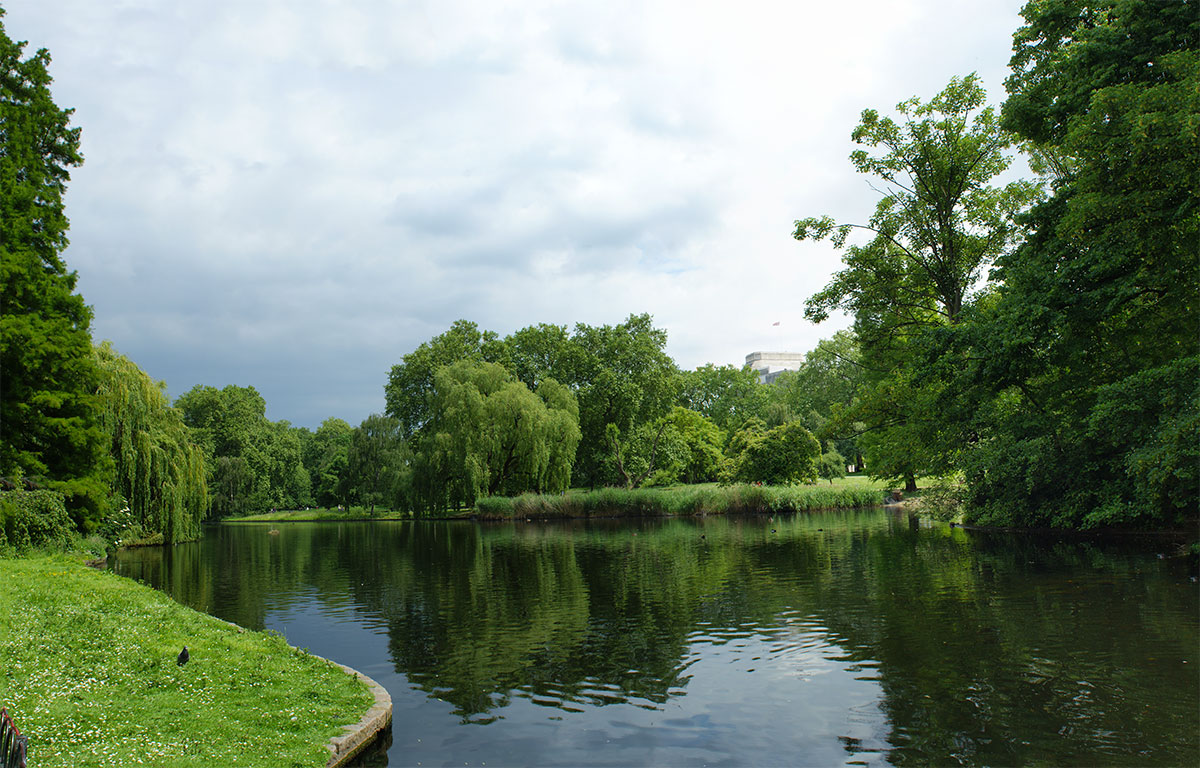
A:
[5,0,1027,426]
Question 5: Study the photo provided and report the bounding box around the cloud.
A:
[5,0,1027,427]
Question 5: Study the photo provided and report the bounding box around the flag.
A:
[772,321,780,326]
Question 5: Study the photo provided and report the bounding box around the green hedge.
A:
[0,489,75,553]
[475,484,884,519]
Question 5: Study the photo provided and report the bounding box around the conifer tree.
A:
[0,13,109,527]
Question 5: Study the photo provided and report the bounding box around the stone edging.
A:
[319,658,393,768]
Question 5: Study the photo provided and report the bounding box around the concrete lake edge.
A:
[211,615,393,767]
[320,659,392,767]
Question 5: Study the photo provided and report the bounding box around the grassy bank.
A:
[224,506,410,523]
[0,556,373,768]
[475,482,886,520]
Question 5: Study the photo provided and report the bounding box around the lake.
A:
[111,510,1198,766]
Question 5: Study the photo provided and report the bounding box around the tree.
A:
[773,331,866,467]
[176,384,309,515]
[93,342,207,543]
[348,414,407,514]
[209,455,252,519]
[413,361,581,512]
[0,15,110,527]
[678,363,767,434]
[558,314,680,488]
[304,418,353,509]
[797,73,1039,330]
[722,420,821,486]
[384,320,509,439]
[818,447,847,484]
[794,75,1039,491]
[953,0,1200,527]
[659,407,725,485]
[506,323,570,391]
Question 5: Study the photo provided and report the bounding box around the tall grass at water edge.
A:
[475,484,886,520]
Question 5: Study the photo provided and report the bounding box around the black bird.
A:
[177,646,189,666]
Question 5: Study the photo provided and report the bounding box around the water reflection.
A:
[113,512,1198,766]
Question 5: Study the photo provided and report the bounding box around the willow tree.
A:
[94,342,207,543]
[413,361,581,513]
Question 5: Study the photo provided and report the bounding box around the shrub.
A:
[0,489,75,553]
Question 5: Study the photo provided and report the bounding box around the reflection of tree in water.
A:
[374,516,1197,762]
[379,521,714,720]
[116,514,1198,762]
[801,527,1199,766]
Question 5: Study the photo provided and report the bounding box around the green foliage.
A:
[656,407,726,485]
[795,75,1040,497]
[770,330,866,465]
[796,73,1039,329]
[93,342,208,544]
[384,319,509,439]
[0,488,74,553]
[558,314,680,488]
[175,384,309,516]
[303,418,353,509]
[0,18,110,528]
[349,414,408,513]
[818,447,846,484]
[953,0,1200,528]
[384,314,679,496]
[678,363,767,433]
[413,361,581,513]
[506,322,570,391]
[722,420,821,486]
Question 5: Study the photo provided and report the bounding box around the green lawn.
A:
[0,556,373,767]
[224,506,411,522]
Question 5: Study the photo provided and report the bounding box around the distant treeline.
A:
[168,314,858,521]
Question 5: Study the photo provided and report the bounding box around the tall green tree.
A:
[348,414,408,514]
[413,361,580,512]
[384,320,509,439]
[678,363,767,434]
[955,0,1200,527]
[794,74,1039,491]
[721,420,821,486]
[0,14,109,527]
[558,314,680,488]
[773,331,866,467]
[653,407,726,486]
[175,384,309,515]
[93,342,207,543]
[506,322,570,391]
[304,418,353,509]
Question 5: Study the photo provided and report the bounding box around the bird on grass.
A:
[177,646,189,666]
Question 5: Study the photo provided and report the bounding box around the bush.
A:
[917,482,966,522]
[0,489,75,553]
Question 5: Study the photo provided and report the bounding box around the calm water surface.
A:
[112,511,1198,766]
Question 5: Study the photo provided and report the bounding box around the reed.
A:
[474,484,884,519]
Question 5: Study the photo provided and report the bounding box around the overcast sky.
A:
[6,0,1027,429]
